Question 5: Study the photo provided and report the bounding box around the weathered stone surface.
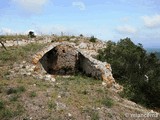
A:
[8,60,56,83]
[40,44,78,75]
[78,52,102,79]
[78,42,88,49]
[6,41,122,92]
[32,41,123,92]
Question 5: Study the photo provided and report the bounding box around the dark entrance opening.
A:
[39,45,79,75]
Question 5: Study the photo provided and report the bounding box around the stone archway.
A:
[32,42,123,92]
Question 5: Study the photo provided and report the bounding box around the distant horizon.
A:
[0,32,159,49]
[145,47,160,52]
[1,0,160,48]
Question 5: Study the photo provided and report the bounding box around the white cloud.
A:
[142,14,160,28]
[72,1,86,10]
[0,28,15,35]
[32,25,78,35]
[116,25,137,34]
[120,17,130,22]
[0,28,29,35]
[11,0,49,13]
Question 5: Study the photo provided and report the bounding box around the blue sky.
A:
[0,0,160,48]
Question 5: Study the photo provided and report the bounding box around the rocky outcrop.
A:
[32,42,123,92]
[0,38,52,47]
[8,61,56,82]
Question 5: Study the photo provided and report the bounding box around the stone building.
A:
[32,42,123,92]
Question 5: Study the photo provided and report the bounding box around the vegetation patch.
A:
[29,91,37,98]
[101,97,114,108]
[0,43,46,64]
[48,100,56,110]
[9,95,20,102]
[81,108,99,120]
[0,36,159,119]
[97,37,160,109]
[0,99,25,119]
[0,35,28,41]
[6,86,26,95]
[89,36,97,43]
[0,100,5,110]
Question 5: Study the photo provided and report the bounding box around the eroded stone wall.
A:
[78,53,102,80]
[32,42,123,92]
[39,47,58,74]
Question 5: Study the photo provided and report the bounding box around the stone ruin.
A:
[39,44,78,75]
[32,42,123,92]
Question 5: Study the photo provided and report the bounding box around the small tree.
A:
[28,31,36,38]
[80,34,83,37]
[97,37,160,108]
[89,36,96,42]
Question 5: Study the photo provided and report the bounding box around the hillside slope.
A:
[0,37,159,120]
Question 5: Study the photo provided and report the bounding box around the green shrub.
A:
[91,111,99,120]
[17,86,26,92]
[101,97,114,108]
[48,101,56,110]
[0,104,24,119]
[29,91,37,98]
[81,90,89,95]
[6,86,26,95]
[0,101,5,110]
[0,109,13,118]
[7,88,18,95]
[80,34,83,37]
[28,31,36,38]
[89,36,96,42]
[9,95,19,102]
[97,38,160,108]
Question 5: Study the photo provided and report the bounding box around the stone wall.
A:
[78,53,102,80]
[32,42,123,92]
[39,47,58,74]
[0,38,52,47]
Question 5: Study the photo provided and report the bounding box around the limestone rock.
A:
[56,102,67,111]
[78,42,88,49]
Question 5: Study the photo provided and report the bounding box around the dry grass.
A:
[0,43,47,65]
[0,41,158,120]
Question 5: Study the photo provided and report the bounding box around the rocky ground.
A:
[1,71,159,120]
[0,36,159,120]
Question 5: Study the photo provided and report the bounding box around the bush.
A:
[97,38,160,108]
[29,91,37,98]
[28,31,36,38]
[9,95,19,102]
[48,101,56,110]
[7,88,18,95]
[89,36,96,42]
[6,86,26,95]
[17,86,26,92]
[0,101,5,110]
[101,97,114,108]
[0,109,13,118]
[80,34,83,37]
